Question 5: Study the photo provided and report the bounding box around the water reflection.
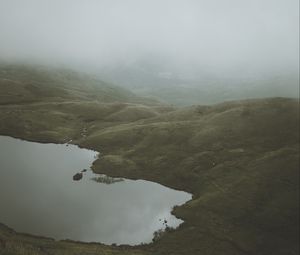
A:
[91,175,124,184]
[0,135,191,245]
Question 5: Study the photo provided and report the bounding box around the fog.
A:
[0,0,299,81]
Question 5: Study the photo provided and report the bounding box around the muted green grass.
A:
[0,66,299,255]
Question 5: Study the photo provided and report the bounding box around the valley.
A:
[0,65,299,255]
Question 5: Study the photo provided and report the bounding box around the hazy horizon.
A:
[0,0,299,81]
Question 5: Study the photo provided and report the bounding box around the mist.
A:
[0,0,299,83]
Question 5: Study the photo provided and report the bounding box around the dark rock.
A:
[81,169,87,172]
[73,173,83,181]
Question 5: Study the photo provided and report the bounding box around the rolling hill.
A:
[0,65,298,255]
[0,64,154,105]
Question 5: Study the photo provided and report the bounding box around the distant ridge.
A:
[0,64,143,104]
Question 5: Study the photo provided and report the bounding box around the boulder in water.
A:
[73,173,83,181]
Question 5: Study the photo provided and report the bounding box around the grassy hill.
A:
[0,64,156,105]
[87,98,299,255]
[0,65,298,255]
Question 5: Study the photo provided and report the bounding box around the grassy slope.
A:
[0,64,160,105]
[87,98,299,255]
[0,66,299,255]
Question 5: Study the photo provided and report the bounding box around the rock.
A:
[73,173,83,181]
[81,169,87,172]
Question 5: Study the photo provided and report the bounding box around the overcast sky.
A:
[0,0,298,77]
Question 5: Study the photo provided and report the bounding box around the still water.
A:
[0,135,191,245]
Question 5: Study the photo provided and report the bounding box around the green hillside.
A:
[0,66,298,255]
[0,64,150,104]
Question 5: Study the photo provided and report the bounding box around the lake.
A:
[0,135,191,245]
